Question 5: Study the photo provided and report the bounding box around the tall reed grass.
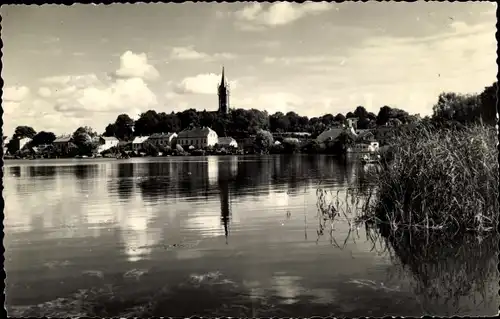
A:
[371,124,498,233]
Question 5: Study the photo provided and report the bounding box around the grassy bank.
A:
[368,124,498,233]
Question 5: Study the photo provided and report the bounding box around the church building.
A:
[218,66,230,114]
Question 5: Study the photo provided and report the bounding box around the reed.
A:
[370,123,498,233]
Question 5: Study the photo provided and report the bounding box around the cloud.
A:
[174,73,237,95]
[3,85,30,102]
[51,76,157,116]
[170,46,209,60]
[263,55,343,65]
[234,2,334,30]
[37,87,52,98]
[114,51,160,80]
[3,51,161,135]
[169,46,237,61]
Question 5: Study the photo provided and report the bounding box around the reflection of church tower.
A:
[219,178,231,243]
[218,66,230,114]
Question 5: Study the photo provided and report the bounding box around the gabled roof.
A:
[54,137,71,143]
[317,128,344,142]
[218,137,236,144]
[149,132,177,139]
[132,136,150,144]
[100,136,119,142]
[178,127,216,138]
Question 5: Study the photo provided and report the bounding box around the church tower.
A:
[218,66,230,114]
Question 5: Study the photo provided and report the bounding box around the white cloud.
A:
[37,87,52,98]
[3,51,160,135]
[52,76,157,116]
[235,2,334,30]
[170,46,209,60]
[3,85,30,102]
[175,73,237,95]
[115,51,160,81]
[169,46,237,61]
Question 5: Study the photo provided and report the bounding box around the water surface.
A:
[4,155,498,316]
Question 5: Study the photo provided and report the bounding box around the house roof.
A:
[132,136,150,144]
[149,132,177,139]
[317,128,344,142]
[218,137,236,144]
[54,137,71,143]
[100,136,119,142]
[178,127,216,138]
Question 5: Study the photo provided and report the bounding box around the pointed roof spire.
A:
[220,66,225,86]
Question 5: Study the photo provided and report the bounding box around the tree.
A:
[14,126,37,139]
[334,113,346,123]
[357,117,372,129]
[114,114,135,140]
[432,92,481,125]
[72,127,98,155]
[135,110,160,136]
[321,114,335,126]
[346,112,355,119]
[31,131,56,146]
[254,129,274,153]
[177,109,199,130]
[479,82,498,126]
[270,112,290,132]
[354,106,368,119]
[103,123,117,137]
[72,127,93,145]
[376,106,392,126]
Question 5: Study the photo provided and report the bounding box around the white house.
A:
[18,137,32,151]
[148,132,177,148]
[217,137,238,148]
[3,136,11,154]
[177,127,218,148]
[97,136,119,153]
[132,136,150,152]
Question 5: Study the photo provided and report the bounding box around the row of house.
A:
[130,128,238,152]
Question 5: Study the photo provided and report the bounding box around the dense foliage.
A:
[5,81,496,158]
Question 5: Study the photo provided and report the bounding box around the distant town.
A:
[2,69,496,160]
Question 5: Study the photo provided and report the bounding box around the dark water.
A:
[4,155,498,317]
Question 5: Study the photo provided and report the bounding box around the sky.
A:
[1,2,497,136]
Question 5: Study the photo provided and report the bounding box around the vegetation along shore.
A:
[316,82,498,237]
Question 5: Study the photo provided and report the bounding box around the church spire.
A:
[220,66,225,87]
[218,66,229,114]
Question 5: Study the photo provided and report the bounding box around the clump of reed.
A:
[371,124,498,233]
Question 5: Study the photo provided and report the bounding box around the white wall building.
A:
[132,136,150,152]
[97,136,119,153]
[177,127,218,148]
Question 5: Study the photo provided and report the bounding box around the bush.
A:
[369,124,498,233]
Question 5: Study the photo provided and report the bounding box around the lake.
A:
[3,155,498,317]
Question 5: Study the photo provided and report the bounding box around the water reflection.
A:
[3,156,498,317]
[28,166,57,178]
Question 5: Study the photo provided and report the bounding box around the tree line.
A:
[5,81,497,153]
